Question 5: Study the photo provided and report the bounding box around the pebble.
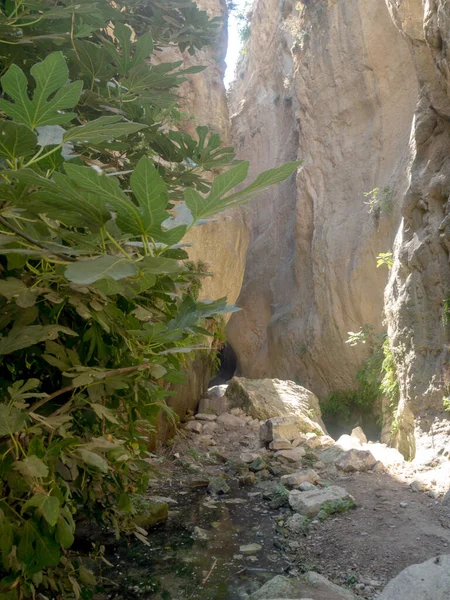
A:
[399,501,408,508]
[240,543,262,554]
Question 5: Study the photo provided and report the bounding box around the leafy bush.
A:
[0,1,299,596]
[322,330,398,423]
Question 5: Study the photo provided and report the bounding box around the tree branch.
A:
[27,363,153,413]
[0,215,76,262]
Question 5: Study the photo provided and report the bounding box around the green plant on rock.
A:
[376,251,394,269]
[380,338,399,409]
[442,294,450,327]
[0,1,299,597]
[323,329,399,423]
[364,187,394,218]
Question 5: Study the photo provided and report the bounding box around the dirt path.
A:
[104,404,450,600]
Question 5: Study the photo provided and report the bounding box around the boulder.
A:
[274,447,306,463]
[185,420,203,434]
[216,412,246,430]
[368,443,404,467]
[261,416,309,444]
[249,575,300,599]
[195,413,217,421]
[289,485,355,517]
[304,432,332,449]
[240,452,261,464]
[239,471,256,486]
[320,434,362,463]
[207,385,228,398]
[335,448,377,472]
[269,439,293,450]
[133,500,168,529]
[249,573,355,599]
[351,426,367,444]
[378,555,450,599]
[304,572,356,599]
[198,385,230,415]
[280,469,320,488]
[207,477,230,495]
[226,377,326,432]
[202,421,218,435]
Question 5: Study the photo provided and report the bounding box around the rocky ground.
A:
[104,381,450,600]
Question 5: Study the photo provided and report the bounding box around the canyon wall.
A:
[384,0,450,460]
[228,0,450,458]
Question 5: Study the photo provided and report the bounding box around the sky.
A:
[224,0,248,88]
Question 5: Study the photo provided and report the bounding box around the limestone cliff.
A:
[228,0,417,394]
[228,0,450,458]
[384,0,450,460]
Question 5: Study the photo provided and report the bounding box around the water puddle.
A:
[104,486,290,600]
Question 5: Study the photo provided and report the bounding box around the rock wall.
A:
[228,0,418,396]
[227,0,450,459]
[384,0,450,460]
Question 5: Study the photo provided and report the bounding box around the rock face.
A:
[226,377,326,431]
[228,0,450,460]
[228,0,417,397]
[379,555,450,600]
[382,0,450,460]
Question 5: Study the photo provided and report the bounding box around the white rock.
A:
[351,426,368,444]
[207,384,228,398]
[289,485,355,517]
[378,555,450,599]
[335,448,377,472]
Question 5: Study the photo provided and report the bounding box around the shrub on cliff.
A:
[0,0,298,596]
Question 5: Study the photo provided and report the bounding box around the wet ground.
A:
[98,408,450,600]
[103,483,291,600]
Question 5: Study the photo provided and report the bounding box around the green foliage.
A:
[443,397,450,412]
[317,497,355,521]
[376,252,394,269]
[345,323,376,347]
[323,330,399,423]
[0,0,299,596]
[442,295,450,327]
[229,0,252,43]
[364,187,394,218]
[380,338,399,409]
